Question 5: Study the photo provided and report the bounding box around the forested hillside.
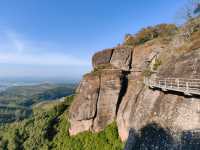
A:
[0,96,123,150]
[0,83,76,123]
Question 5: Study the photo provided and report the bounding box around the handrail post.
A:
[177,79,179,89]
[171,80,173,88]
[186,82,189,93]
[144,77,200,95]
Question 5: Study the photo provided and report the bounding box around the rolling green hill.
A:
[0,96,123,150]
[0,83,76,106]
[0,83,76,123]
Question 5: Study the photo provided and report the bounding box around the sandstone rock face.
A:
[117,73,144,141]
[69,74,100,121]
[171,97,200,131]
[118,85,200,142]
[69,120,93,136]
[110,46,132,71]
[93,70,124,131]
[131,40,165,71]
[92,48,113,68]
[69,70,124,135]
[158,48,200,78]
[153,94,200,132]
[69,33,200,145]
[69,74,100,135]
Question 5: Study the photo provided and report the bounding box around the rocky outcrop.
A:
[69,21,200,146]
[131,40,165,72]
[116,73,144,141]
[69,69,125,135]
[92,48,113,68]
[69,74,100,135]
[93,70,124,131]
[110,46,132,71]
[92,46,133,71]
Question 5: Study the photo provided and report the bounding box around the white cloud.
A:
[0,52,89,66]
[0,29,90,66]
[4,30,26,53]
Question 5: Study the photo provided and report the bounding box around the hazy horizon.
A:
[0,76,79,86]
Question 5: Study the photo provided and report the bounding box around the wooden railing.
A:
[144,77,200,95]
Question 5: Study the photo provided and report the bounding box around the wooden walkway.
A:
[144,77,200,96]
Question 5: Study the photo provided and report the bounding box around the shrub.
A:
[124,34,136,46]
[143,69,153,77]
[153,59,162,71]
[124,24,178,46]
[52,121,123,150]
[181,16,200,39]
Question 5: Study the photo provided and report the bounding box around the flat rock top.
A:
[92,48,114,68]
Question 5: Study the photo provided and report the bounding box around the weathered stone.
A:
[158,48,200,78]
[110,46,132,71]
[69,120,93,136]
[116,73,144,141]
[118,48,200,140]
[117,79,162,141]
[69,69,125,135]
[131,40,165,72]
[92,48,113,68]
[93,70,124,131]
[69,74,100,121]
[69,73,100,135]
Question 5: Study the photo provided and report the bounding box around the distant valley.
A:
[0,82,76,123]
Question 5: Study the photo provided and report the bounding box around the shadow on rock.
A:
[124,123,174,150]
[181,130,200,150]
[124,123,200,150]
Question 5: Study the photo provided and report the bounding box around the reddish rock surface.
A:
[110,46,132,71]
[69,69,124,134]
[69,74,100,135]
[92,48,113,68]
[93,70,124,131]
[69,31,200,143]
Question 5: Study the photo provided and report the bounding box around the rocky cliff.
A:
[69,18,200,145]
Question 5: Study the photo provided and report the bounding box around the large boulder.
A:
[69,69,125,134]
[92,48,113,68]
[69,74,100,135]
[110,46,132,71]
[93,70,124,131]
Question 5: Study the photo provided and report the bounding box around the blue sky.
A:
[0,0,188,80]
